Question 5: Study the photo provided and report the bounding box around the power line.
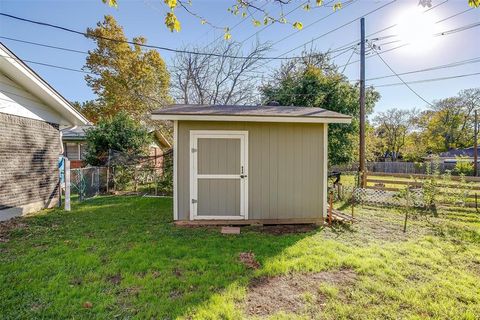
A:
[239,0,311,44]
[205,1,272,48]
[4,36,479,87]
[267,0,358,48]
[0,12,301,60]
[328,0,456,63]
[337,21,480,70]
[4,51,478,98]
[0,54,95,75]
[0,36,89,55]
[372,72,480,88]
[368,43,433,106]
[272,0,397,59]
[366,56,480,81]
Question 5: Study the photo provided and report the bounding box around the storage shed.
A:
[151,104,351,225]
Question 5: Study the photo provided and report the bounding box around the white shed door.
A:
[190,131,248,220]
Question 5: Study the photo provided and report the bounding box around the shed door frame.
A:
[189,130,248,220]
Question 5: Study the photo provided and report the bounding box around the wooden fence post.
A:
[351,188,355,219]
[328,191,333,226]
[65,159,71,211]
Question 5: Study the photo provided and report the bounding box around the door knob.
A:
[240,174,247,178]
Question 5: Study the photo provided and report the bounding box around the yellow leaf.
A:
[264,16,269,25]
[164,0,177,9]
[333,2,342,11]
[293,21,303,30]
[224,31,232,40]
[165,12,181,32]
[316,0,323,6]
[200,19,206,25]
[242,12,247,18]
[279,17,287,24]
[252,19,261,27]
[303,3,311,11]
[469,0,480,7]
[102,0,118,7]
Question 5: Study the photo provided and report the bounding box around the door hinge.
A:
[191,199,198,204]
[191,148,197,153]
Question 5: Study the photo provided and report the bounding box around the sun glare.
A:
[395,6,439,52]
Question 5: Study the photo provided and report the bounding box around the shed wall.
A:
[177,121,327,221]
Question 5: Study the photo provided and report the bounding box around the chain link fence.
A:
[68,149,173,202]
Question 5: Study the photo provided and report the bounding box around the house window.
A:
[65,143,80,160]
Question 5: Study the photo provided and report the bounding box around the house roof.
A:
[151,104,351,124]
[61,125,172,149]
[0,43,89,126]
[437,147,479,158]
[61,125,93,141]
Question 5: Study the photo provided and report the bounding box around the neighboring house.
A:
[151,104,351,225]
[61,125,172,170]
[61,125,92,168]
[426,147,480,163]
[0,43,89,221]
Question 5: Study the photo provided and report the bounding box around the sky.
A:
[0,0,479,117]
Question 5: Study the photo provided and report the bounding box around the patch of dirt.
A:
[107,273,123,286]
[239,252,260,269]
[69,277,83,286]
[0,218,28,243]
[244,269,356,317]
[255,224,319,235]
[169,289,183,300]
[172,267,183,277]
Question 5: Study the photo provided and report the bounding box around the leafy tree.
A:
[84,15,171,122]
[417,98,472,152]
[84,112,151,166]
[373,108,417,161]
[72,100,103,123]
[261,53,380,165]
[101,0,478,39]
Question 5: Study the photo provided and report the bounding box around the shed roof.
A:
[151,104,351,124]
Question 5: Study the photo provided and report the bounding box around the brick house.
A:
[0,43,89,221]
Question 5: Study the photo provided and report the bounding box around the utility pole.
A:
[359,17,366,187]
[474,110,478,176]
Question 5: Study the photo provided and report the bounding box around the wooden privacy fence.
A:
[332,162,461,175]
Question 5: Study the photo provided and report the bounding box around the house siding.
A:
[0,112,60,216]
[177,121,327,222]
[0,73,65,124]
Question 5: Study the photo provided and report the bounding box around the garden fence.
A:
[68,149,173,202]
[70,167,107,201]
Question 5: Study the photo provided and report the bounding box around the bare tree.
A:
[171,41,271,105]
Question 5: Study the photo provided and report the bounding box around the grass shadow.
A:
[0,196,313,319]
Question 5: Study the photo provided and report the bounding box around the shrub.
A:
[84,112,151,166]
[454,156,474,176]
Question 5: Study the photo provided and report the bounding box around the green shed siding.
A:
[177,121,327,221]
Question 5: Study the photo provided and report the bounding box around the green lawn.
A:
[1,196,479,319]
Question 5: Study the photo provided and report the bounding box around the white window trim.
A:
[189,130,248,221]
